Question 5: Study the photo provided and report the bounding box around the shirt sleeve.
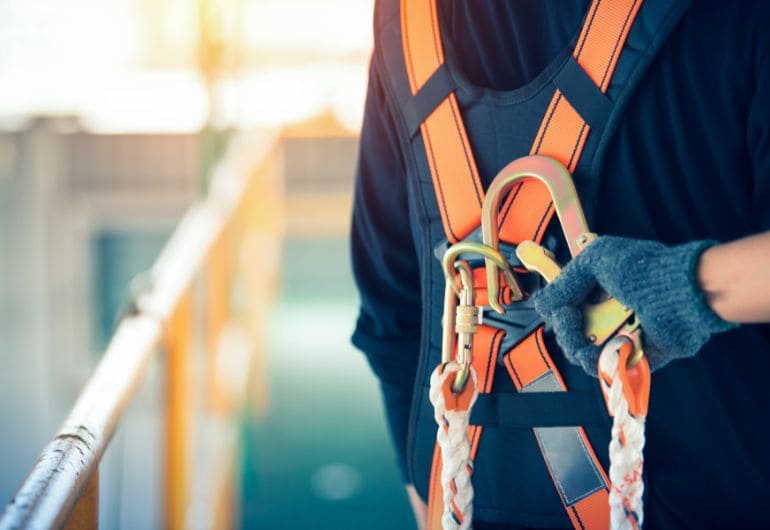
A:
[350,56,421,481]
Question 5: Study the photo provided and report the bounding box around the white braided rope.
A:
[429,362,479,530]
[599,343,647,530]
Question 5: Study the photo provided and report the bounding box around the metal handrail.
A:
[0,132,278,530]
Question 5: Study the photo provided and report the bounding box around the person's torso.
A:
[373,0,770,527]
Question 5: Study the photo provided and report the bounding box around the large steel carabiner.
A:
[480,155,596,311]
[479,155,643,368]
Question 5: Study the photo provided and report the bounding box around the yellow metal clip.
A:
[440,242,515,392]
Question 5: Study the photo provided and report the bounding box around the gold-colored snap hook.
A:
[440,258,477,393]
[480,155,597,312]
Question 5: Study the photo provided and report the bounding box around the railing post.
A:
[206,231,229,412]
[165,289,193,530]
[63,469,99,530]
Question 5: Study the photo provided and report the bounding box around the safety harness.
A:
[394,0,689,528]
[430,155,652,530]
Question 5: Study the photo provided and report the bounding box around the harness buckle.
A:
[433,227,523,271]
[479,301,543,363]
[439,155,648,387]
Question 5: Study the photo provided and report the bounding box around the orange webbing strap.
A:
[497,0,643,244]
[400,0,483,243]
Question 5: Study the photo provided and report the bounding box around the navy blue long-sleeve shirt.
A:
[352,1,770,526]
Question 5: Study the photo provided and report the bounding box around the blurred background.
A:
[0,0,413,528]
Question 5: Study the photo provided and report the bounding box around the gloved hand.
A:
[531,236,737,375]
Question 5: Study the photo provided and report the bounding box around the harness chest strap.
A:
[400,0,643,528]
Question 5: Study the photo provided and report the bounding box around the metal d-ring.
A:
[441,241,519,312]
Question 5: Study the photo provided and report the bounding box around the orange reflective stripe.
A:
[534,92,589,173]
[575,0,643,92]
[421,98,484,241]
[401,0,483,242]
[400,0,442,91]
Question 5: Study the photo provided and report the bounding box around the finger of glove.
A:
[549,305,591,352]
[636,334,677,373]
[574,344,602,378]
[544,305,602,377]
[532,258,598,316]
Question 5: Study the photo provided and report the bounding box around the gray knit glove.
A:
[531,236,737,375]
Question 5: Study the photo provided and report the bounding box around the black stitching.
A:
[505,355,523,388]
[448,98,483,206]
[424,131,460,241]
[402,2,417,91]
[471,426,480,450]
[483,329,504,393]
[567,123,588,171]
[533,202,555,242]
[599,0,641,89]
[498,181,524,231]
[534,92,563,155]
[575,0,602,60]
[571,506,587,530]
[533,327,551,369]
[427,0,442,64]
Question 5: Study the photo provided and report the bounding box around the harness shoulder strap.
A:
[400,0,483,243]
